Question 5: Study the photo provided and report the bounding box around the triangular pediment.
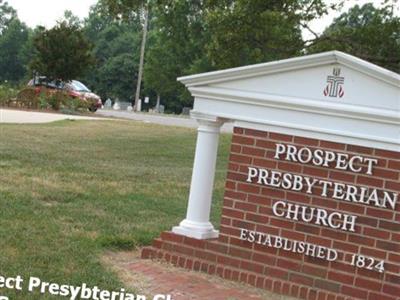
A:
[179,51,400,151]
[179,51,399,111]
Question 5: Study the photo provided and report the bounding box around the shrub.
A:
[38,91,49,109]
[2,85,91,112]
[63,95,89,111]
[46,92,62,110]
[0,84,19,107]
[16,88,39,108]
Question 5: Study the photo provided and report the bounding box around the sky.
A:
[5,0,399,39]
[7,0,98,28]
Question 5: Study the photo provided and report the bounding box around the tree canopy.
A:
[0,1,32,83]
[0,0,399,111]
[143,0,208,111]
[102,0,151,110]
[0,0,16,33]
[0,18,31,83]
[82,2,142,100]
[204,0,332,69]
[308,2,400,72]
[30,21,94,82]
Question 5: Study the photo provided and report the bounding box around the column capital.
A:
[191,111,226,126]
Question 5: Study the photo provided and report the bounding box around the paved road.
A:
[0,108,234,132]
[96,109,234,133]
[0,108,106,124]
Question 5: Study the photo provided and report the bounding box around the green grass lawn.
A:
[0,120,231,299]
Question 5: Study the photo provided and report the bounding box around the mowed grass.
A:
[0,120,231,299]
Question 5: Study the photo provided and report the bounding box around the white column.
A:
[172,114,224,239]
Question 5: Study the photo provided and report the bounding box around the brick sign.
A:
[224,128,399,299]
[143,52,400,299]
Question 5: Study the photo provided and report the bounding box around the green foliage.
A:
[308,3,400,72]
[43,90,89,111]
[204,0,330,69]
[63,10,82,27]
[0,84,18,106]
[144,0,210,112]
[15,87,39,108]
[66,96,90,111]
[102,0,151,110]
[95,53,138,100]
[46,91,64,110]
[0,2,32,83]
[0,0,16,32]
[1,0,399,113]
[5,86,90,112]
[142,0,333,112]
[82,3,141,101]
[31,21,94,82]
[102,0,148,20]
[38,91,49,109]
[84,1,117,44]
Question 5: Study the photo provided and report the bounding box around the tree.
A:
[30,21,94,82]
[62,10,82,28]
[84,1,116,44]
[0,1,32,83]
[143,0,209,112]
[85,25,141,100]
[308,2,400,72]
[143,0,336,112]
[0,0,16,33]
[0,18,30,82]
[95,53,138,100]
[103,0,150,111]
[204,0,334,69]
[82,2,141,100]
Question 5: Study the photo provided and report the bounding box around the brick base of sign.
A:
[143,127,400,300]
[141,232,349,300]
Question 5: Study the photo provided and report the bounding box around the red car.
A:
[28,77,102,112]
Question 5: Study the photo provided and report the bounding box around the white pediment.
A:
[179,51,400,151]
[212,64,398,111]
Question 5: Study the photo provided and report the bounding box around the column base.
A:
[172,219,219,240]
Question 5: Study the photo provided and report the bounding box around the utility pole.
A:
[156,94,160,112]
[133,6,149,111]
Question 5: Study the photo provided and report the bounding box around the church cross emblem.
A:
[323,67,344,98]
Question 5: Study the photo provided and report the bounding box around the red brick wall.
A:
[143,127,400,300]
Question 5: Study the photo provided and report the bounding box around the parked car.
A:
[28,77,102,112]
